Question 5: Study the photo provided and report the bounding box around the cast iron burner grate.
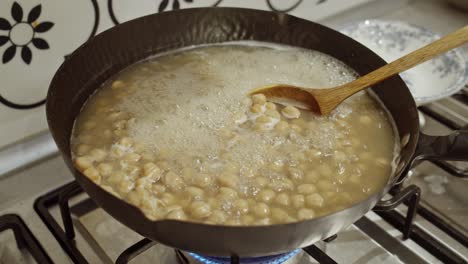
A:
[33,179,433,264]
[0,214,52,263]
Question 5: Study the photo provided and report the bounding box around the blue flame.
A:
[187,249,300,264]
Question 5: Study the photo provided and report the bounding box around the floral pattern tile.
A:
[0,2,53,64]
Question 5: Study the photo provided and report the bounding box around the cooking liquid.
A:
[71,44,398,225]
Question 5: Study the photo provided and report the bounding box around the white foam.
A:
[111,44,358,171]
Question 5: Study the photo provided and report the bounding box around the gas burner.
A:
[176,250,302,264]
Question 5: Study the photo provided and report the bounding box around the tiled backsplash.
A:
[0,0,379,149]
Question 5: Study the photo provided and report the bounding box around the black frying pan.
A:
[46,7,468,257]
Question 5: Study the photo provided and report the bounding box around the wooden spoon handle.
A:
[343,25,468,94]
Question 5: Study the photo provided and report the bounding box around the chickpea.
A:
[78,134,93,144]
[297,184,317,195]
[136,175,155,189]
[193,174,213,188]
[181,167,195,182]
[113,120,127,130]
[75,156,93,171]
[83,167,101,183]
[264,109,281,119]
[290,124,303,133]
[76,144,91,156]
[333,151,346,163]
[304,171,319,183]
[291,194,305,209]
[141,196,162,212]
[359,115,372,125]
[111,80,125,89]
[233,113,247,124]
[124,164,140,178]
[270,178,294,192]
[254,177,269,187]
[251,94,267,105]
[217,173,239,188]
[233,199,249,214]
[288,167,303,181]
[256,115,272,124]
[290,151,306,162]
[82,121,96,130]
[281,106,300,119]
[317,180,335,192]
[305,193,324,208]
[122,153,140,163]
[253,123,270,132]
[297,208,315,220]
[258,189,275,203]
[126,191,142,206]
[240,215,255,225]
[142,162,161,181]
[269,160,284,172]
[274,121,289,135]
[318,165,333,178]
[223,162,239,174]
[255,218,271,226]
[161,193,176,206]
[110,146,125,158]
[252,203,270,218]
[141,151,155,161]
[113,129,127,137]
[225,219,242,226]
[97,163,113,177]
[118,137,133,148]
[271,208,289,222]
[164,171,184,191]
[208,210,227,224]
[186,186,204,199]
[219,127,236,139]
[107,171,125,185]
[190,201,212,219]
[157,161,171,171]
[133,142,145,153]
[167,209,187,220]
[117,179,134,193]
[218,187,238,200]
[107,111,124,121]
[274,193,290,206]
[152,184,166,194]
[250,104,264,114]
[265,102,277,110]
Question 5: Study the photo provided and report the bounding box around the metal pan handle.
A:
[394,126,468,186]
[414,127,468,162]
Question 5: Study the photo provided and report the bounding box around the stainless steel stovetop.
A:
[0,1,467,263]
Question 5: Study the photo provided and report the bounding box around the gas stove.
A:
[1,91,466,264]
[0,1,467,263]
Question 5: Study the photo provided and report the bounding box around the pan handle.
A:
[414,127,468,161]
[394,127,468,186]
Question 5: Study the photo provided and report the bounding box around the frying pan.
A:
[46,7,468,257]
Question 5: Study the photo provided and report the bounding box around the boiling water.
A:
[71,44,398,225]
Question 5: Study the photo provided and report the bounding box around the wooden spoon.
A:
[250,25,468,115]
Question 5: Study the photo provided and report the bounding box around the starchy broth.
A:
[71,44,398,225]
